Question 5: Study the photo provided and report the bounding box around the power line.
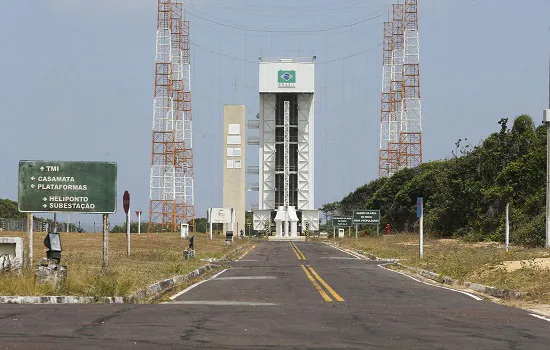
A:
[184,7,387,33]
[190,41,382,65]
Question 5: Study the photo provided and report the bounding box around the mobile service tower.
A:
[251,57,319,238]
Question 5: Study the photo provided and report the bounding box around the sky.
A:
[0,0,549,228]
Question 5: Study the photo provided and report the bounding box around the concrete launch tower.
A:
[250,57,319,238]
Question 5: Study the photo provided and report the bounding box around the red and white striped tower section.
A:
[149,0,195,232]
[399,0,422,170]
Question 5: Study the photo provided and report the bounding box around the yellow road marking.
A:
[306,265,345,302]
[290,243,302,260]
[291,242,306,260]
[238,245,256,260]
[301,265,333,302]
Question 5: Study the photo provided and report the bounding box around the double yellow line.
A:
[290,242,306,260]
[290,242,344,302]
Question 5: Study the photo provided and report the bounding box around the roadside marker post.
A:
[136,211,142,235]
[417,197,424,259]
[123,191,130,256]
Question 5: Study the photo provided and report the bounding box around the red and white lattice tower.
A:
[399,0,422,170]
[149,0,195,232]
[378,1,422,177]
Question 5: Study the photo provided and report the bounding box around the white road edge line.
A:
[530,313,550,322]
[324,242,363,260]
[169,268,228,301]
[377,263,483,301]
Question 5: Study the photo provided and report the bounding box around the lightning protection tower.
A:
[149,0,195,232]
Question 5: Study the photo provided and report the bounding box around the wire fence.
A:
[0,218,127,234]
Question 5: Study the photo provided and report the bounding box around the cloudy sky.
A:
[0,0,549,227]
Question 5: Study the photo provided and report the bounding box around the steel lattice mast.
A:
[399,0,422,169]
[149,0,195,232]
[378,0,422,177]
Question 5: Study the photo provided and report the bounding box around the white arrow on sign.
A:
[31,184,35,188]
[40,166,44,171]
[43,197,47,201]
[31,176,35,180]
[42,204,47,208]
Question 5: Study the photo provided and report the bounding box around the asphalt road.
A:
[1,241,549,349]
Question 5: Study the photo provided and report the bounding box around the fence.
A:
[0,218,128,234]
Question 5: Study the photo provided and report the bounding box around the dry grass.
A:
[335,234,550,303]
[0,231,246,297]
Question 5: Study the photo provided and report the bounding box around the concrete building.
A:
[222,105,246,235]
[249,57,319,238]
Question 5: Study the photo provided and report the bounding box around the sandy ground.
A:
[501,258,550,272]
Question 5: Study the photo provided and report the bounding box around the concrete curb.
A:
[0,296,125,304]
[0,242,250,305]
[327,242,526,300]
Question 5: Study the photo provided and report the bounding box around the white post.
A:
[355,225,358,239]
[67,214,70,232]
[419,207,424,259]
[126,209,131,256]
[137,212,141,235]
[547,118,550,248]
[102,214,109,272]
[28,213,33,268]
[505,203,510,251]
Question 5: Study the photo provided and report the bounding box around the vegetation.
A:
[0,199,25,219]
[0,231,247,298]
[323,115,547,247]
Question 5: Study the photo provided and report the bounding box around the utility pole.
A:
[545,49,550,248]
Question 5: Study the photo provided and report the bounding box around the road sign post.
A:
[123,191,130,256]
[18,161,117,213]
[18,160,117,272]
[332,216,353,239]
[417,197,424,258]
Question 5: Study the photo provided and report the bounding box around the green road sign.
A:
[353,210,381,224]
[18,160,117,213]
[332,216,353,227]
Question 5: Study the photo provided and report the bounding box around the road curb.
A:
[326,241,526,300]
[0,242,250,305]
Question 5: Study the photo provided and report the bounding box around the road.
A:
[0,241,549,349]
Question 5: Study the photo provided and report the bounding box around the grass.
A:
[0,231,247,298]
[334,233,550,303]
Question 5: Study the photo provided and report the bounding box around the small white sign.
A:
[227,148,234,157]
[227,160,234,169]
[234,148,241,157]
[234,160,242,169]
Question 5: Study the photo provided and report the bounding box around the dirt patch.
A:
[501,258,550,272]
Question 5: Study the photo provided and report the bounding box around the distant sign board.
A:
[417,197,423,218]
[18,160,117,213]
[332,216,353,227]
[208,208,234,224]
[353,210,380,225]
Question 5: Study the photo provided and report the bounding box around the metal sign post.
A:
[102,214,109,272]
[123,191,130,256]
[417,197,424,258]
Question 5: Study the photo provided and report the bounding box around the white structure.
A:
[207,208,235,240]
[251,57,319,238]
[223,105,246,235]
[0,237,24,271]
